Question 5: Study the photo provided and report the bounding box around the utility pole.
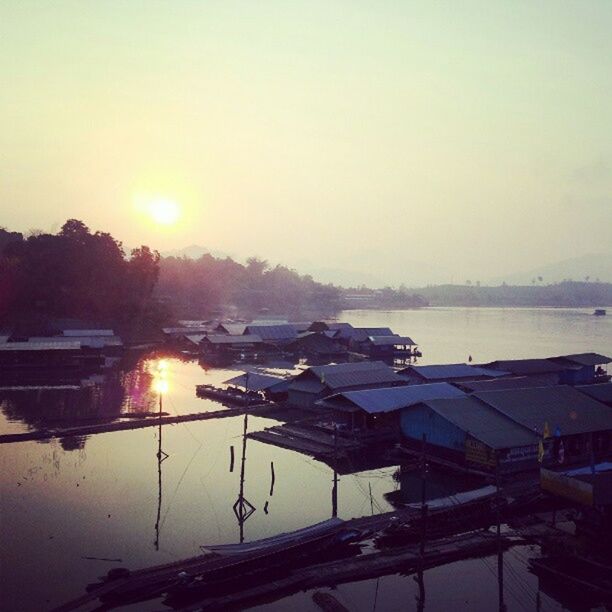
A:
[496,453,505,612]
[154,387,169,550]
[332,424,338,518]
[233,371,255,542]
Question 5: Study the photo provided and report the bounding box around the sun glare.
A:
[147,197,180,226]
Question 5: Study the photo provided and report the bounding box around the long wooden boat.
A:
[99,519,364,607]
[529,556,612,603]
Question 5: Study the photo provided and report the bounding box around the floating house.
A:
[454,376,553,393]
[243,324,298,346]
[0,341,94,370]
[481,358,567,385]
[400,396,540,474]
[308,322,355,345]
[214,323,247,336]
[287,361,407,409]
[318,382,466,438]
[549,352,611,385]
[285,332,346,360]
[472,386,612,466]
[577,383,612,407]
[348,327,395,352]
[361,335,418,359]
[199,334,268,358]
[224,372,290,401]
[398,363,508,385]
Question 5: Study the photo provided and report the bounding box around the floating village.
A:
[1,317,612,611]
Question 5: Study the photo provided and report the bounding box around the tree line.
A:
[0,220,165,337]
[158,255,342,318]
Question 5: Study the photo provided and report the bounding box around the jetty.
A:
[0,403,276,444]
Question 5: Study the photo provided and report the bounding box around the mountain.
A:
[488,253,612,286]
[161,244,230,260]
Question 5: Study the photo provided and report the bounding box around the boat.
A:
[163,518,365,604]
[529,555,612,604]
[594,309,607,316]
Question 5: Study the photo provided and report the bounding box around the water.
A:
[1,307,610,611]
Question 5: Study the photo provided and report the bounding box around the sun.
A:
[146,197,181,226]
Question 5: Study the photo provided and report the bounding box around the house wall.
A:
[559,365,595,385]
[400,405,466,453]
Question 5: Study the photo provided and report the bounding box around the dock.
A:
[0,403,274,444]
[248,423,362,458]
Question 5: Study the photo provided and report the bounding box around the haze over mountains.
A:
[162,246,612,288]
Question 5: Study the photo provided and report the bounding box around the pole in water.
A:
[229,445,235,473]
[368,482,374,516]
[269,461,275,496]
[332,424,339,518]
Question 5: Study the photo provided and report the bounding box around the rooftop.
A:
[243,324,298,341]
[321,382,465,414]
[400,363,508,380]
[576,383,612,405]
[482,358,567,376]
[551,352,612,367]
[422,396,539,450]
[224,372,289,392]
[202,334,263,345]
[293,360,405,392]
[473,385,612,436]
[367,335,416,346]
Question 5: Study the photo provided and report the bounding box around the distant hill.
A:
[488,253,612,286]
[161,244,230,260]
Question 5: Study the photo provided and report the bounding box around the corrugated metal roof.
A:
[367,335,416,346]
[62,329,114,337]
[483,359,567,375]
[28,335,123,348]
[457,377,552,392]
[243,324,298,341]
[322,382,465,414]
[216,323,247,335]
[224,372,289,392]
[474,385,612,436]
[422,396,539,450]
[203,334,263,345]
[0,341,81,351]
[552,353,612,367]
[350,327,395,342]
[577,383,612,405]
[291,361,403,393]
[163,326,210,335]
[400,363,508,380]
[184,334,206,345]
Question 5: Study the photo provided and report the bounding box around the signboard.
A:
[465,437,496,468]
[540,468,593,506]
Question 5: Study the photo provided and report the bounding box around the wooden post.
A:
[420,434,428,558]
[496,453,505,612]
[269,461,275,496]
[229,445,235,472]
[332,424,338,518]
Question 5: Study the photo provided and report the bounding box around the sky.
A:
[1,1,611,286]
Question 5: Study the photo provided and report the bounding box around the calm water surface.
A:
[1,307,610,611]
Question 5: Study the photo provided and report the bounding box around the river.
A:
[1,307,610,611]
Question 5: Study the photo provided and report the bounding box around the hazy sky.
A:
[2,1,611,285]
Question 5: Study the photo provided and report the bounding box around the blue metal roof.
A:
[400,363,509,380]
[474,385,612,436]
[422,396,539,450]
[322,382,466,414]
[224,372,289,392]
[243,324,298,341]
